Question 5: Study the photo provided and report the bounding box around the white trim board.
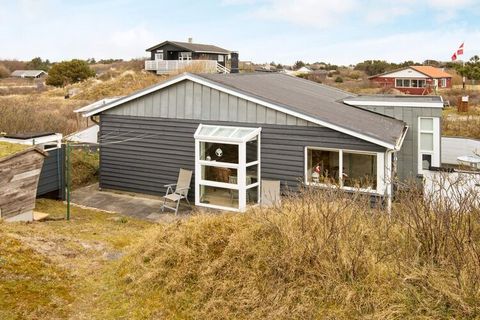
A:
[79,73,401,150]
[344,99,444,108]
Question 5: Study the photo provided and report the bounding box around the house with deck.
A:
[369,66,452,94]
[145,39,238,75]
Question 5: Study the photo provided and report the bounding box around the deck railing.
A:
[145,60,229,74]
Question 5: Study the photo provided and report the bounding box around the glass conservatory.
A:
[194,124,261,212]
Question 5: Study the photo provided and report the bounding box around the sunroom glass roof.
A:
[195,124,260,142]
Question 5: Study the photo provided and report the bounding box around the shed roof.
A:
[78,73,407,149]
[343,95,444,108]
[146,41,231,54]
[11,70,47,77]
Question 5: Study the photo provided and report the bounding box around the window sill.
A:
[305,182,381,195]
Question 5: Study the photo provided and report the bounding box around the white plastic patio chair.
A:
[161,168,193,215]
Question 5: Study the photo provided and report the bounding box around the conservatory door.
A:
[194,124,261,212]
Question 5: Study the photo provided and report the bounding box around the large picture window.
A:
[395,78,426,88]
[306,147,381,193]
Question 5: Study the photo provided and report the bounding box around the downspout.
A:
[385,125,409,215]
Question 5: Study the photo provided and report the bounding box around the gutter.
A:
[394,125,409,151]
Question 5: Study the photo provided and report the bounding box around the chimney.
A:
[188,37,193,43]
[230,51,239,73]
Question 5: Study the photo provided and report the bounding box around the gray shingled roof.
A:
[195,73,406,147]
[11,70,47,77]
[78,72,407,148]
[146,41,231,54]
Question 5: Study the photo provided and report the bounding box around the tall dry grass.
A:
[0,95,90,134]
[116,185,480,319]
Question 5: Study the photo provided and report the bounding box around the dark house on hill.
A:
[145,38,238,75]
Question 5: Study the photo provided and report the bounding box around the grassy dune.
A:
[112,187,480,319]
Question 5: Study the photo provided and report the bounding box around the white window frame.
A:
[218,54,225,62]
[440,78,447,87]
[395,78,426,88]
[194,124,261,212]
[155,51,164,60]
[179,51,192,61]
[418,117,440,174]
[304,147,385,194]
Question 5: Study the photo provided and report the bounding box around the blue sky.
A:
[1,0,479,65]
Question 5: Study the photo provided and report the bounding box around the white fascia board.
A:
[344,100,444,108]
[84,73,397,149]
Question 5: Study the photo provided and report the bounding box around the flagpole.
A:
[462,41,466,90]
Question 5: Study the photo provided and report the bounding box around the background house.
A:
[11,70,47,79]
[369,66,452,94]
[144,39,238,74]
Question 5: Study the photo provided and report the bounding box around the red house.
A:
[369,66,452,95]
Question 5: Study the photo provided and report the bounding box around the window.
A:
[218,55,225,62]
[179,52,192,60]
[395,79,426,88]
[306,149,340,184]
[343,152,377,189]
[418,117,440,173]
[155,52,164,60]
[441,78,447,87]
[306,148,381,192]
[200,142,238,163]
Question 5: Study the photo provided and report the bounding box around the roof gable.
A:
[78,73,406,149]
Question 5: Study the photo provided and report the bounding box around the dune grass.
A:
[110,186,480,320]
[2,185,480,319]
[0,141,29,158]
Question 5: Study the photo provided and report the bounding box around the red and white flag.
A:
[457,42,464,55]
[452,52,457,61]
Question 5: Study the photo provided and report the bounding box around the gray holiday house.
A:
[145,39,238,74]
[77,73,442,212]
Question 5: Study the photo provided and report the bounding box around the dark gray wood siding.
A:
[37,147,65,199]
[99,115,385,196]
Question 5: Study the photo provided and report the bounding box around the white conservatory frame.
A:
[194,124,262,212]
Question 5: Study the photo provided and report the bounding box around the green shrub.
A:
[335,76,343,83]
[46,59,95,87]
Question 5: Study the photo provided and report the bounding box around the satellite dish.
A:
[215,148,223,157]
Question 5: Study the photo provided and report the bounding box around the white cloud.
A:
[426,0,473,9]
[252,0,357,28]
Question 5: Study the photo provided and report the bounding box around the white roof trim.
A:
[194,124,261,143]
[344,100,444,108]
[81,73,400,149]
